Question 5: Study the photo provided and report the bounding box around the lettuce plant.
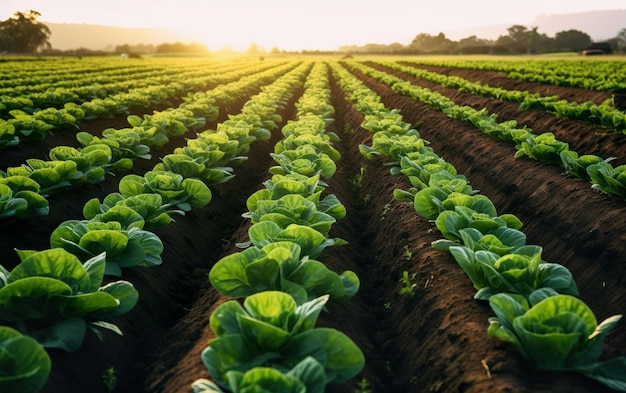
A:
[488,292,626,390]
[119,170,212,213]
[0,249,138,351]
[244,194,337,238]
[449,245,578,300]
[0,326,51,393]
[247,173,324,203]
[0,120,18,149]
[559,151,610,181]
[50,219,163,276]
[269,148,337,179]
[243,221,346,259]
[4,159,77,195]
[83,193,173,230]
[514,132,569,165]
[49,144,113,183]
[432,227,533,256]
[359,131,427,162]
[274,133,341,164]
[200,291,364,389]
[77,128,150,169]
[245,174,345,221]
[435,204,523,243]
[0,176,49,219]
[153,153,234,185]
[192,357,325,393]
[586,161,626,198]
[209,241,358,304]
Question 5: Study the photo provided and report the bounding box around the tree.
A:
[496,25,554,54]
[554,29,592,52]
[615,28,626,52]
[410,32,456,54]
[0,10,51,53]
[457,35,492,54]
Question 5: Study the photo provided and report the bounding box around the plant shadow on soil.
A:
[0,65,624,393]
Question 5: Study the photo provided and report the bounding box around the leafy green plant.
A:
[0,175,49,219]
[350,166,365,190]
[83,193,174,230]
[559,150,610,181]
[119,170,212,213]
[586,160,626,198]
[488,291,626,390]
[192,357,324,393]
[0,326,51,393]
[432,226,534,257]
[449,245,578,300]
[354,377,373,393]
[0,248,138,351]
[243,221,347,259]
[209,240,359,304]
[245,174,346,221]
[270,148,336,179]
[434,204,523,244]
[4,158,77,195]
[199,291,364,390]
[514,132,569,165]
[50,219,163,276]
[49,144,114,183]
[399,270,417,298]
[244,194,339,238]
[102,366,117,393]
[403,245,412,260]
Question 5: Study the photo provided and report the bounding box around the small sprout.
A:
[385,360,394,376]
[354,377,373,393]
[380,203,391,221]
[362,194,371,206]
[383,301,392,309]
[399,270,417,298]
[102,366,117,393]
[350,166,366,190]
[403,245,412,260]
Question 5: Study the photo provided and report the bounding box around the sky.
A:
[1,0,625,51]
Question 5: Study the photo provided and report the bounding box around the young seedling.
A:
[350,166,365,190]
[403,245,412,260]
[399,270,417,298]
[102,366,117,393]
[380,203,391,221]
[354,377,373,393]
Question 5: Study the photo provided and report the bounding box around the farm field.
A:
[1,55,626,393]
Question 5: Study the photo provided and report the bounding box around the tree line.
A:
[342,25,626,55]
[1,10,625,56]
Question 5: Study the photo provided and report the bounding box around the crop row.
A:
[331,61,626,391]
[345,61,626,202]
[404,58,626,92]
[0,60,297,222]
[193,61,364,393]
[0,61,226,112]
[0,61,312,393]
[376,60,626,133]
[0,59,288,148]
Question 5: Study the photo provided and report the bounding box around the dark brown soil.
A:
[2,60,625,393]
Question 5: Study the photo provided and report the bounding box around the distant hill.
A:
[46,9,626,51]
[531,10,626,40]
[47,23,192,51]
[437,9,626,42]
